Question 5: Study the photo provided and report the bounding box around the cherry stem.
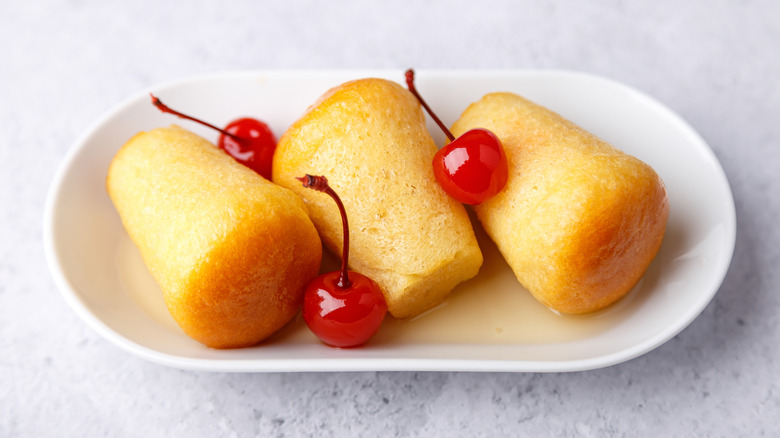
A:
[149,93,242,142]
[404,69,455,142]
[297,175,351,289]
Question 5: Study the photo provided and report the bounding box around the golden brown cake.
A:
[452,92,669,314]
[107,125,322,348]
[273,78,483,319]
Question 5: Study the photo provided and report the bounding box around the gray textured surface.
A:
[2,1,778,436]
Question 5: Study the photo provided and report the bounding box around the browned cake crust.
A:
[452,93,669,314]
[273,78,483,319]
[107,126,322,348]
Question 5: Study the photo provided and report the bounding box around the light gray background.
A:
[2,1,778,436]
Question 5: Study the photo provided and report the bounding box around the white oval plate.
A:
[44,70,735,372]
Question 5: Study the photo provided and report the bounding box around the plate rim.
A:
[43,69,737,373]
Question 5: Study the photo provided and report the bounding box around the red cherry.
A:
[219,118,276,180]
[150,94,277,180]
[432,128,509,205]
[302,271,387,348]
[297,174,387,348]
[405,69,509,205]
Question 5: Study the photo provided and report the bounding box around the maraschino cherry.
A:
[405,69,509,205]
[297,174,387,348]
[150,94,276,180]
